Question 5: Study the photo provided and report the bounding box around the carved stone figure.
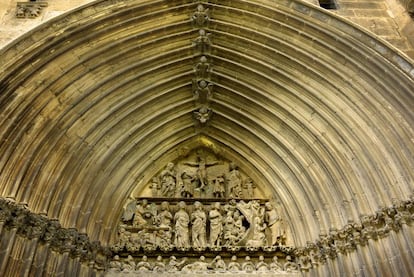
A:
[123,255,136,271]
[167,256,187,272]
[223,210,236,246]
[228,255,241,271]
[150,177,159,197]
[192,4,210,27]
[246,215,267,249]
[159,162,177,197]
[212,255,226,272]
[121,199,136,222]
[133,199,150,227]
[256,255,269,272]
[137,255,152,271]
[157,201,173,229]
[209,202,222,247]
[269,256,283,272]
[194,106,212,124]
[227,163,243,198]
[264,201,282,246]
[179,171,194,198]
[194,56,211,79]
[212,174,225,198]
[283,255,299,272]
[153,256,165,272]
[193,29,212,53]
[193,80,213,103]
[182,255,209,272]
[244,178,255,198]
[174,201,190,249]
[242,256,255,272]
[191,201,207,249]
[109,255,122,271]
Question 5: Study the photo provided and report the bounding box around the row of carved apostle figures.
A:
[109,254,299,273]
[116,199,285,252]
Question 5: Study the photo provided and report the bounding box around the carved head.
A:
[197,4,205,12]
[212,202,220,210]
[167,162,174,170]
[265,202,273,210]
[194,201,202,210]
[177,201,186,210]
[161,201,169,211]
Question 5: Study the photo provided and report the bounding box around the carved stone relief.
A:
[112,147,291,274]
[191,3,214,126]
[16,1,48,18]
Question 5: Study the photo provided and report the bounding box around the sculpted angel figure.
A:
[191,4,210,27]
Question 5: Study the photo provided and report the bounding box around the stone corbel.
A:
[16,1,48,19]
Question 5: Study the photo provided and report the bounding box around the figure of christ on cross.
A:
[184,155,219,192]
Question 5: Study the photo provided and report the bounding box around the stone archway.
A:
[0,0,413,276]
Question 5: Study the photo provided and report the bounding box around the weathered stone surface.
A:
[0,1,413,276]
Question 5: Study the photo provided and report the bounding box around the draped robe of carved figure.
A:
[228,163,243,198]
[264,202,281,246]
[174,202,190,248]
[159,162,176,197]
[191,201,207,248]
[209,203,222,247]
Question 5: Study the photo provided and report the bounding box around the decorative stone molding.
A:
[16,1,48,18]
[107,254,300,275]
[0,197,111,269]
[293,196,414,271]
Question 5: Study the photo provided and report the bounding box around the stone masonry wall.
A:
[334,0,414,58]
[0,0,95,48]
